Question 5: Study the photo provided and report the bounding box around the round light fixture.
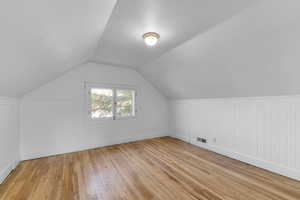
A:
[143,32,160,46]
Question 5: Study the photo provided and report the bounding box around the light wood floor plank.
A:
[1,137,300,200]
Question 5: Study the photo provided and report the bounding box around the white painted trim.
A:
[0,160,19,184]
[172,133,191,143]
[0,97,19,184]
[0,97,18,105]
[175,94,300,102]
[172,135,300,182]
[85,82,138,121]
[22,132,169,161]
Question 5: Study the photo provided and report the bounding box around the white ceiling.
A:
[92,0,255,68]
[0,0,117,97]
[140,0,300,99]
[3,0,299,99]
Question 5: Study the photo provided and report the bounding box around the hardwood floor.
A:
[1,137,300,200]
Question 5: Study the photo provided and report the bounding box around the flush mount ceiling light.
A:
[143,32,160,46]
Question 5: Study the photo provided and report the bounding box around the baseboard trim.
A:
[172,135,300,182]
[22,133,169,161]
[0,160,19,184]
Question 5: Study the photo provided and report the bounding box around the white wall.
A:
[0,97,19,184]
[171,96,300,181]
[20,62,169,160]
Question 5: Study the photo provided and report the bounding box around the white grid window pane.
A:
[90,88,113,119]
[116,89,135,118]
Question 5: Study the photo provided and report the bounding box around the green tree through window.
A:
[116,89,135,117]
[90,87,135,119]
[91,88,113,119]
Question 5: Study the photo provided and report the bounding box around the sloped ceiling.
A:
[4,0,299,99]
[139,0,300,99]
[92,0,255,68]
[0,0,117,97]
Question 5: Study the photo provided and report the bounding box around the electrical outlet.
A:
[197,137,207,143]
[213,138,217,143]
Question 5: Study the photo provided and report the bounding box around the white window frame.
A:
[85,82,137,120]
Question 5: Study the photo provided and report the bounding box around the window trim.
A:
[85,82,137,121]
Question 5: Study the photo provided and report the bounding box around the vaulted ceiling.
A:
[92,0,255,68]
[0,0,116,96]
[2,0,300,99]
[139,0,300,98]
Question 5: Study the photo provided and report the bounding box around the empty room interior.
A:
[2,0,300,199]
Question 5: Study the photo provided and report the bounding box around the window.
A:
[90,88,113,119]
[116,89,135,118]
[87,84,136,120]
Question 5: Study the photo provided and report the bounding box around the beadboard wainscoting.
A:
[171,96,300,181]
[0,160,19,184]
[0,97,19,184]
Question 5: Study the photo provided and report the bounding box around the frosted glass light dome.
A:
[143,32,160,46]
